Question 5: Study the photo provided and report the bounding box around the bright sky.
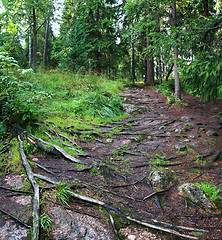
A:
[0,2,5,14]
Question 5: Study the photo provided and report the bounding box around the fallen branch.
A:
[142,187,172,201]
[30,161,57,176]
[145,178,162,211]
[105,207,120,240]
[211,149,222,163]
[18,135,40,240]
[0,185,33,194]
[0,206,31,229]
[24,131,89,166]
[69,191,208,239]
[33,173,58,185]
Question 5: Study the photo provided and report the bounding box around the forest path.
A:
[0,86,222,240]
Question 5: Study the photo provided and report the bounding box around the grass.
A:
[21,70,124,124]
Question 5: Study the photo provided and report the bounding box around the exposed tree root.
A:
[18,135,40,240]
[0,206,31,229]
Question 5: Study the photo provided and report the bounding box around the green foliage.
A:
[72,92,123,119]
[55,182,73,206]
[40,213,53,231]
[196,182,222,202]
[181,53,222,101]
[0,48,48,136]
[53,21,94,72]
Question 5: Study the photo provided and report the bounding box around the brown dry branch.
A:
[18,135,40,240]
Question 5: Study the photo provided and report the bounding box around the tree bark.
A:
[43,19,50,69]
[172,1,180,99]
[32,7,37,72]
[204,0,209,17]
[29,13,32,67]
[144,37,155,86]
[130,40,136,83]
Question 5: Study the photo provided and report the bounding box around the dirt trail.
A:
[0,86,222,239]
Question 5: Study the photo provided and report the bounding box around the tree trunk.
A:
[172,1,180,99]
[32,7,37,72]
[131,40,136,83]
[43,19,49,69]
[144,37,155,86]
[204,0,209,17]
[28,14,32,67]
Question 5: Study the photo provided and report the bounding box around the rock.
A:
[106,138,114,143]
[4,175,25,189]
[0,220,27,240]
[175,128,182,134]
[48,206,111,240]
[122,139,131,145]
[173,144,187,151]
[123,104,138,114]
[178,183,213,208]
[129,137,138,142]
[151,170,174,189]
[128,235,136,240]
[206,130,218,137]
[159,126,165,130]
[182,116,194,121]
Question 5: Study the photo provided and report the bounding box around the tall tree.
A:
[172,0,180,99]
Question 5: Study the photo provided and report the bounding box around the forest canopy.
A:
[0,0,221,101]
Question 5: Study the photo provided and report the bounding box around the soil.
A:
[0,86,222,240]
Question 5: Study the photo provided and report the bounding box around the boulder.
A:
[206,130,218,137]
[151,170,174,189]
[48,206,111,240]
[122,104,138,114]
[178,183,213,208]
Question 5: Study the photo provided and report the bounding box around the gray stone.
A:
[206,130,218,137]
[151,170,174,189]
[122,104,138,114]
[49,206,111,240]
[0,220,27,240]
[106,138,114,143]
[178,183,213,208]
[182,116,194,121]
[175,128,182,134]
[121,139,132,145]
[173,144,187,151]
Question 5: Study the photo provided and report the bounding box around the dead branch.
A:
[145,178,162,210]
[142,187,172,201]
[0,185,33,194]
[33,173,58,185]
[0,206,31,229]
[25,131,89,166]
[18,135,40,240]
[105,207,120,240]
[49,199,103,219]
[211,149,222,163]
[30,161,57,176]
[69,191,207,239]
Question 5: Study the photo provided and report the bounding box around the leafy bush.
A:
[0,48,46,136]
